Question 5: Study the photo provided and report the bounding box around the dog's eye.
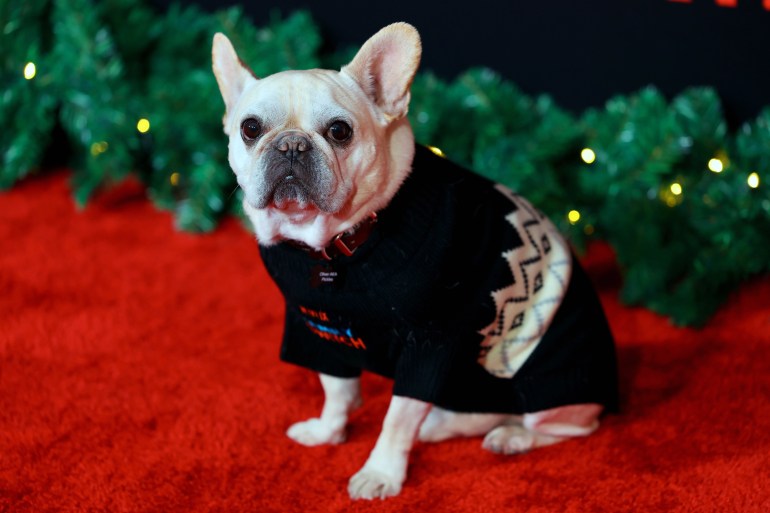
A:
[241,118,262,142]
[327,121,352,143]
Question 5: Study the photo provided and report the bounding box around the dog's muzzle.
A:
[253,131,338,211]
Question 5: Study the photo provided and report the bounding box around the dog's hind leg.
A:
[482,403,603,454]
[418,406,512,442]
[286,373,361,446]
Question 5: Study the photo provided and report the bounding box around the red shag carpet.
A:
[2,170,770,513]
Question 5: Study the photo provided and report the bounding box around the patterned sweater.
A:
[259,145,618,414]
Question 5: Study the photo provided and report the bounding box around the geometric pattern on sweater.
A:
[477,184,573,378]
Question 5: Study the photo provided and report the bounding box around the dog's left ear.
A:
[212,33,257,134]
[342,23,422,121]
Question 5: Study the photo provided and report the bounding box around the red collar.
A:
[288,212,378,261]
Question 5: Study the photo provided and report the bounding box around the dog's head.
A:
[212,23,421,249]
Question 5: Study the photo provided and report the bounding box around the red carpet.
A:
[2,170,769,513]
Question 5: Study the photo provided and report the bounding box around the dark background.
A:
[155,0,770,127]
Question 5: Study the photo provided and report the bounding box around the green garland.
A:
[3,0,769,326]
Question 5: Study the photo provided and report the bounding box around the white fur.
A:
[286,374,361,446]
[348,396,431,500]
[296,374,602,499]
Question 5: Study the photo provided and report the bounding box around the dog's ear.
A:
[342,23,422,121]
[212,33,256,134]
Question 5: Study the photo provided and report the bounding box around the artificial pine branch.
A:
[2,0,768,326]
[1,0,56,187]
[51,0,138,204]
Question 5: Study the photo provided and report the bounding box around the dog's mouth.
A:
[256,174,340,214]
[269,175,312,210]
[250,156,346,214]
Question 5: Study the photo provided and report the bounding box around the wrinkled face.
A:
[213,23,421,247]
[226,70,380,218]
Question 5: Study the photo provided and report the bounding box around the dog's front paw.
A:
[348,468,403,500]
[286,418,346,446]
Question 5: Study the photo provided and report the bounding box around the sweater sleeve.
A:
[279,305,362,379]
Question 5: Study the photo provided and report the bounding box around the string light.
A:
[747,172,760,189]
[708,158,724,173]
[567,209,581,224]
[580,148,596,164]
[427,145,445,158]
[661,182,684,207]
[136,118,151,133]
[170,172,180,186]
[24,62,36,80]
[90,141,109,156]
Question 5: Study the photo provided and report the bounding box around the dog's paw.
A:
[286,418,346,446]
[348,468,403,500]
[482,424,536,455]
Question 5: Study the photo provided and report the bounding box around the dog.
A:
[212,23,618,500]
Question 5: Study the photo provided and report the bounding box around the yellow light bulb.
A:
[748,172,760,189]
[24,62,36,80]
[708,158,724,173]
[567,210,581,224]
[137,118,151,133]
[427,145,445,158]
[581,148,596,164]
[89,141,108,156]
[670,182,683,196]
[170,172,180,186]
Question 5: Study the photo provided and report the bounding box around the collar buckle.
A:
[322,233,355,260]
[293,212,378,261]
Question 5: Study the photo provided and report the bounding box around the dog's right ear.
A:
[341,23,421,122]
[212,33,257,134]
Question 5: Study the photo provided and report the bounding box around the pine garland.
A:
[2,0,769,326]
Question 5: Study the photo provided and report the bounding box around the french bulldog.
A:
[212,23,618,500]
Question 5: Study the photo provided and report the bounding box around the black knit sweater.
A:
[260,145,619,414]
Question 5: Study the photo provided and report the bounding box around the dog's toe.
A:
[482,425,535,455]
[286,418,345,446]
[348,469,402,500]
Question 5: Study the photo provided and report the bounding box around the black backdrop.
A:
[156,0,770,127]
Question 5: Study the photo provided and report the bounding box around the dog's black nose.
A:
[274,132,312,160]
